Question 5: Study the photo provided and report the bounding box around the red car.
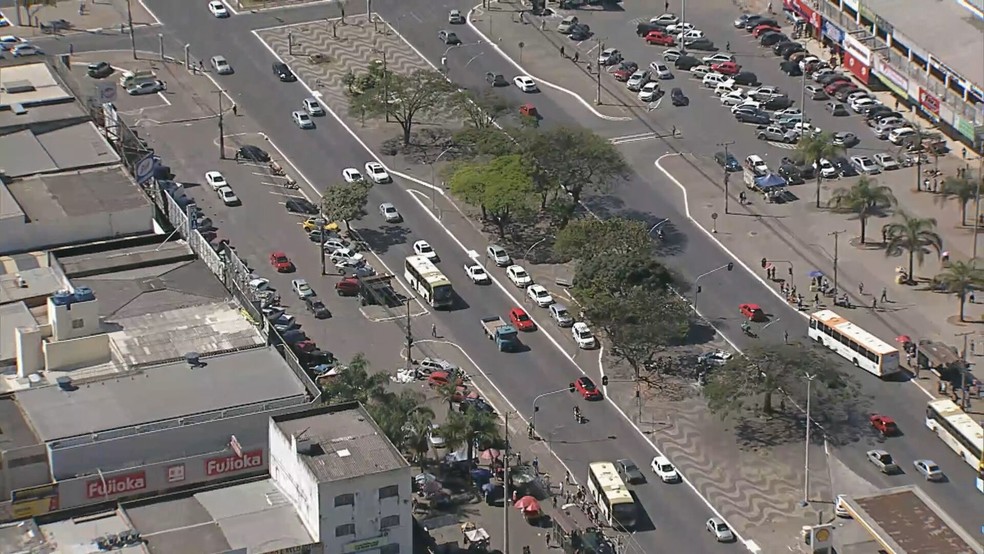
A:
[269,251,294,272]
[752,24,781,37]
[824,80,853,95]
[509,307,535,332]
[612,61,639,81]
[739,303,766,322]
[870,414,899,436]
[335,277,360,296]
[573,376,603,400]
[712,61,741,75]
[644,30,675,46]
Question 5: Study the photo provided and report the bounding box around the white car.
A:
[205,171,227,190]
[732,99,762,113]
[650,456,680,483]
[342,168,364,183]
[912,459,944,482]
[835,495,851,518]
[464,264,490,284]
[526,284,554,307]
[666,21,696,33]
[649,62,672,79]
[598,48,622,65]
[775,107,802,118]
[428,423,446,448]
[208,1,229,18]
[677,29,704,41]
[689,65,713,77]
[814,158,839,179]
[851,155,881,175]
[505,265,532,287]
[513,75,538,92]
[292,110,314,129]
[888,127,916,145]
[873,153,900,171]
[706,518,734,542]
[330,248,365,266]
[291,279,314,298]
[487,245,511,266]
[413,240,439,261]
[364,162,392,183]
[216,185,240,206]
[248,277,270,291]
[638,81,660,102]
[850,96,879,113]
[698,350,733,366]
[626,70,650,91]
[720,90,747,106]
[11,43,42,57]
[650,13,680,26]
[448,9,465,24]
[210,55,233,74]
[571,322,597,349]
[702,52,735,64]
[303,97,325,116]
[788,122,821,137]
[379,202,401,222]
[0,36,25,50]
[745,154,768,175]
[127,80,166,95]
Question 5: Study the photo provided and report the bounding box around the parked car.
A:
[87,61,114,78]
[714,151,740,171]
[670,87,688,106]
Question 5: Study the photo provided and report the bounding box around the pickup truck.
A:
[756,125,798,143]
[481,316,520,352]
[866,449,900,474]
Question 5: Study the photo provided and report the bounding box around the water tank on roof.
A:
[56,376,74,391]
[74,287,95,302]
[51,291,74,306]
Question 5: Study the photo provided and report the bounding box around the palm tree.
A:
[401,406,436,463]
[434,380,461,415]
[442,410,502,468]
[321,354,389,405]
[795,132,843,208]
[934,260,984,322]
[827,176,896,243]
[883,211,943,282]
[935,176,977,226]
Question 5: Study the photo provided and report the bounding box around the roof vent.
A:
[56,376,76,391]
[184,352,202,368]
[337,449,351,458]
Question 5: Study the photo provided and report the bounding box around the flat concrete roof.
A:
[0,520,51,554]
[16,346,308,441]
[57,240,197,279]
[844,486,981,554]
[0,395,40,450]
[0,183,24,222]
[0,251,46,276]
[0,302,37,362]
[0,62,74,111]
[0,267,65,305]
[121,479,313,554]
[274,403,408,483]
[38,509,133,553]
[862,0,984,88]
[6,166,140,222]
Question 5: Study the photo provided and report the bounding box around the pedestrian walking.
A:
[573,51,579,63]
[532,456,539,472]
[232,104,238,116]
[431,323,437,337]
[726,41,731,51]
[198,60,204,71]
[540,20,546,31]
[880,287,887,302]
[858,281,864,295]
[881,227,888,244]
[551,495,557,509]
[906,352,912,367]
[813,293,819,305]
[566,470,572,484]
[783,330,789,344]
[970,292,976,304]
[546,532,553,547]
[665,0,669,11]
[560,45,565,58]
[872,297,877,309]
[120,23,125,34]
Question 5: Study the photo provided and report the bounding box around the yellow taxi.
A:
[302,217,340,233]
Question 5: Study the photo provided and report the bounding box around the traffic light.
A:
[569,382,575,392]
[727,262,734,271]
[601,376,609,386]
[761,257,767,268]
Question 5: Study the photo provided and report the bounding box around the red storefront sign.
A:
[842,51,870,84]
[206,450,263,477]
[919,88,940,115]
[842,35,871,85]
[86,471,147,499]
[788,0,822,29]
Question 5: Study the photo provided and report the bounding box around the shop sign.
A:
[919,88,940,116]
[86,472,147,499]
[873,57,908,97]
[166,463,186,483]
[206,450,263,477]
[822,20,845,44]
[344,536,386,553]
[954,116,976,142]
[789,0,821,29]
[842,35,871,84]
[842,50,870,84]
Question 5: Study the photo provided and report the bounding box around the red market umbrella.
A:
[895,335,912,344]
[514,496,541,513]
[479,448,501,461]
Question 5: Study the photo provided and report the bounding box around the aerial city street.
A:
[0,0,982,552]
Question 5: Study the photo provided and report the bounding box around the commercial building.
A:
[0,58,154,253]
[783,0,984,151]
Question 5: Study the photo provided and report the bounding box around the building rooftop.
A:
[39,508,135,553]
[117,479,314,554]
[0,302,38,363]
[0,184,24,223]
[0,266,65,306]
[0,395,40,450]
[844,486,981,554]
[862,0,984,89]
[16,346,309,442]
[274,403,409,483]
[6,166,141,223]
[0,520,53,554]
[0,62,74,112]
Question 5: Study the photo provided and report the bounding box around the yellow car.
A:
[302,217,340,232]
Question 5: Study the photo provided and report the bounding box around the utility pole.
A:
[595,40,603,105]
[382,51,390,122]
[502,411,510,554]
[828,229,846,295]
[319,208,328,275]
[717,141,735,214]
[801,373,816,507]
[216,90,225,159]
[405,300,413,372]
[973,157,982,259]
[126,0,136,60]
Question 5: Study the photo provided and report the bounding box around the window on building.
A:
[378,485,399,500]
[335,523,355,537]
[380,514,400,529]
[72,318,84,329]
[334,493,355,507]
[380,544,400,554]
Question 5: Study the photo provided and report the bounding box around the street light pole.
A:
[828,229,846,295]
[530,388,568,435]
[126,0,136,60]
[525,236,553,260]
[693,262,734,312]
[801,372,816,507]
[973,158,982,259]
[429,146,454,209]
[717,141,735,214]
[502,410,510,554]
[596,39,604,105]
[216,90,225,160]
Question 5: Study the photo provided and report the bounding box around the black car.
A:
[741,14,769,29]
[237,144,270,162]
[817,72,850,85]
[746,17,777,30]
[272,62,296,82]
[285,197,318,215]
[732,71,759,86]
[834,86,861,102]
[301,349,336,369]
[674,55,701,70]
[714,151,741,171]
[735,108,770,124]
[616,459,646,484]
[760,32,787,46]
[636,22,668,36]
[670,87,689,106]
[485,72,508,86]
[460,396,496,415]
[87,61,113,78]
[763,95,794,110]
[305,297,331,319]
[569,23,592,41]
[778,163,804,185]
[781,44,805,59]
[772,41,796,55]
[779,60,802,76]
[834,157,858,177]
[683,38,716,51]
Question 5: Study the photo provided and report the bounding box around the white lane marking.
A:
[136,0,164,25]
[252,28,752,550]
[653,154,934,404]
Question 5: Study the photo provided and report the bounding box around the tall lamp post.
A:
[215,90,226,159]
[717,141,735,214]
[828,229,846,295]
[801,372,816,507]
[530,387,568,436]
[693,262,734,312]
[429,146,454,209]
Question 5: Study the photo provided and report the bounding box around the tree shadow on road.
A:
[581,194,688,257]
[357,225,411,255]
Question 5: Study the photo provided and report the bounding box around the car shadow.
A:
[448,294,471,312]
[355,225,410,254]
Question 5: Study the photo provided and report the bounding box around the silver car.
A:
[210,55,233,75]
[706,517,734,542]
[379,202,402,222]
[127,80,166,95]
[303,97,325,116]
[912,459,944,481]
[292,110,314,129]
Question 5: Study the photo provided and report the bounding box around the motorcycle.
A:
[740,324,757,338]
[573,407,585,424]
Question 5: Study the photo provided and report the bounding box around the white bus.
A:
[807,310,900,377]
[586,461,638,530]
[925,399,983,479]
[404,256,453,309]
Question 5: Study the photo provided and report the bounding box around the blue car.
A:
[715,151,741,172]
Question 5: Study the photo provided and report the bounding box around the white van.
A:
[702,72,728,88]
[119,69,156,88]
